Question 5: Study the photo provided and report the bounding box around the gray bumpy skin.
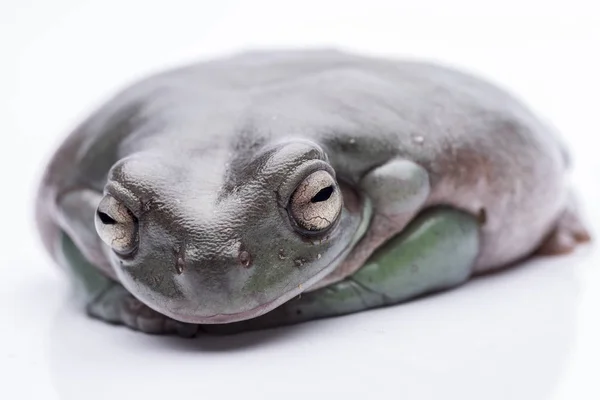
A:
[36,49,590,336]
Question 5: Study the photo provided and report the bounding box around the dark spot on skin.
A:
[278,249,286,260]
[478,207,487,225]
[239,250,252,268]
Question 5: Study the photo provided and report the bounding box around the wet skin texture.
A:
[36,49,591,336]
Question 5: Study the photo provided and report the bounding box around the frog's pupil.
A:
[311,186,334,203]
[97,211,116,225]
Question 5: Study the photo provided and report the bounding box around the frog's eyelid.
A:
[104,181,142,216]
[276,159,335,206]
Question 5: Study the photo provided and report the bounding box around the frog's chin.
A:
[190,258,341,324]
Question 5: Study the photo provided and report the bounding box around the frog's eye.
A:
[289,170,342,233]
[95,194,138,255]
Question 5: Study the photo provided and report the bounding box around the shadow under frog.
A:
[46,250,584,400]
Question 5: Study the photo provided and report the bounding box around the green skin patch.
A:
[60,207,480,335]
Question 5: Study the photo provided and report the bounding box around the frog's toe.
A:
[536,204,592,256]
[120,296,199,337]
[87,284,199,338]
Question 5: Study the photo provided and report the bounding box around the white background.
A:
[1,1,599,399]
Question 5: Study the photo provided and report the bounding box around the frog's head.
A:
[95,140,368,324]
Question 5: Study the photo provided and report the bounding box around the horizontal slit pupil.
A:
[311,186,334,203]
[98,211,116,225]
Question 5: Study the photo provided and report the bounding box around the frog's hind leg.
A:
[59,232,198,337]
[536,196,592,256]
[201,207,480,334]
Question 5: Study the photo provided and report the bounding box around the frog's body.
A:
[36,50,590,336]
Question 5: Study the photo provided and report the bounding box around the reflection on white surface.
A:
[46,253,584,400]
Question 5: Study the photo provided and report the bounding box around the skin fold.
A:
[36,49,590,336]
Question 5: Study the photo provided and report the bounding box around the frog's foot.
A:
[87,283,199,337]
[59,230,198,337]
[536,205,592,256]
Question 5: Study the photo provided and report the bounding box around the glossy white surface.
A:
[1,1,599,399]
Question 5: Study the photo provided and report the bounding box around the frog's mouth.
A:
[195,195,373,325]
[191,258,341,324]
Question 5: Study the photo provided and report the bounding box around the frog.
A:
[35,49,591,337]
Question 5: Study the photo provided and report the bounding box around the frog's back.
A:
[37,49,571,273]
[211,50,572,272]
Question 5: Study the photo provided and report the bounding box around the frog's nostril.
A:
[239,250,252,268]
[175,257,186,274]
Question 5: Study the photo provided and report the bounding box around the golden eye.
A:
[95,194,138,254]
[289,170,342,232]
